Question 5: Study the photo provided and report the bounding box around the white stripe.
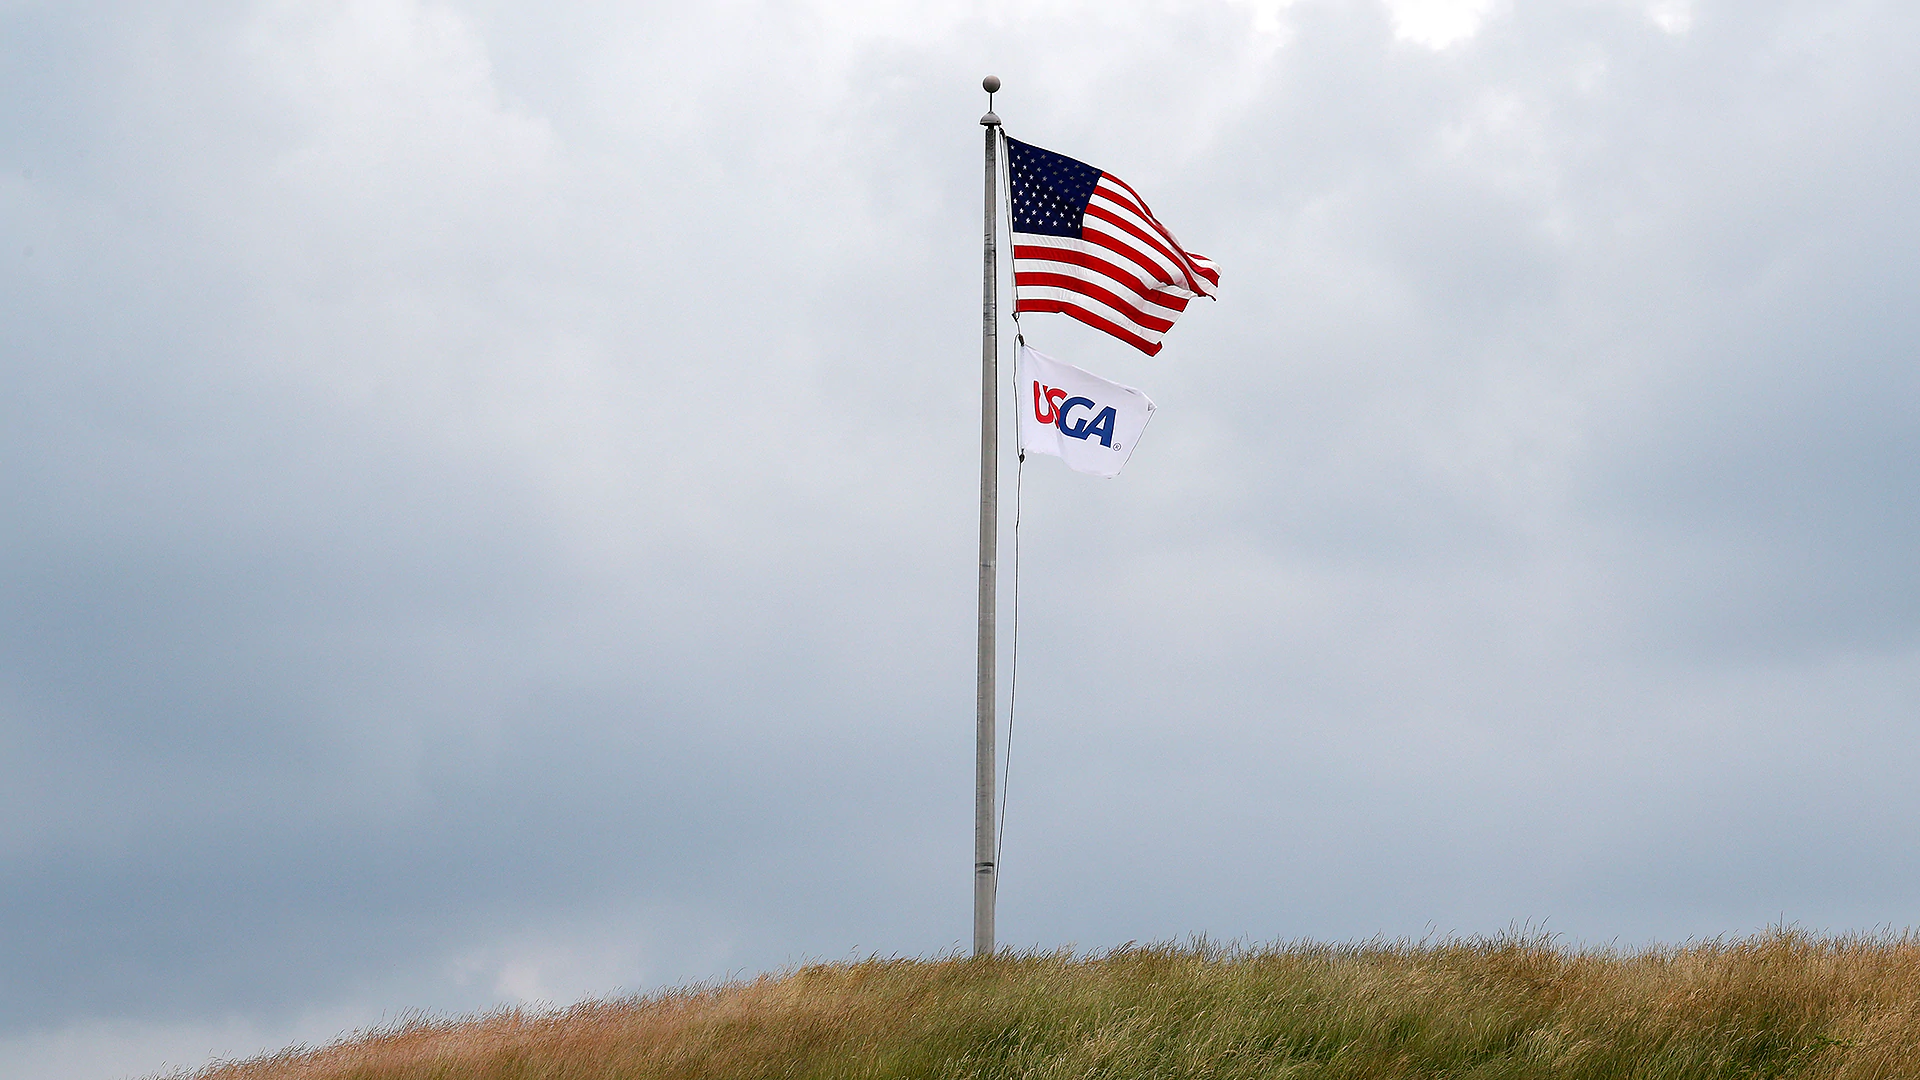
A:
[1013,238,1197,318]
[1089,179,1218,297]
[1080,224,1187,293]
[1010,233,1190,300]
[1088,185,1183,257]
[1089,190,1215,297]
[1016,283,1173,343]
[1084,200,1208,298]
[1081,199,1188,286]
[1014,272,1179,331]
[1013,255,1193,320]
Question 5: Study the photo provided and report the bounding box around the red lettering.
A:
[1033,381,1064,424]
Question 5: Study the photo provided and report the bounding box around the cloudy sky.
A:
[5,0,1920,1075]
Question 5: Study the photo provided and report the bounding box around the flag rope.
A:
[994,121,1022,905]
[994,448,1024,898]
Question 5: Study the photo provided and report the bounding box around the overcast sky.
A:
[5,0,1920,1076]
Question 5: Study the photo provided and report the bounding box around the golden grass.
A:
[180,930,1920,1079]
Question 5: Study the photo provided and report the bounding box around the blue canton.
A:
[1006,137,1102,240]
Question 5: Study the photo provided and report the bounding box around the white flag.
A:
[1016,343,1157,478]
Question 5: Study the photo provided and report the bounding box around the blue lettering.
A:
[1056,397,1096,439]
[1084,406,1116,447]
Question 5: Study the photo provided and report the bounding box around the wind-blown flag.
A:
[1017,344,1156,478]
[1005,136,1219,356]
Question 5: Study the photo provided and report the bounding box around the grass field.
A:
[182,930,1920,1079]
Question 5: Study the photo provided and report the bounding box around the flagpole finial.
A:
[981,75,1001,127]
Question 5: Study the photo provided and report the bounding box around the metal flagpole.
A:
[974,74,1002,958]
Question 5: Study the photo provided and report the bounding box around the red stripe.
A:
[1084,203,1206,296]
[1011,243,1190,312]
[1095,176,1219,292]
[1014,297,1164,356]
[1098,172,1153,217]
[1017,224,1164,292]
[1015,271,1178,333]
[1079,225,1193,294]
[1185,251,1221,288]
[1092,176,1193,276]
[1092,176,1154,227]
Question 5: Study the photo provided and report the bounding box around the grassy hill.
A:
[183,931,1920,1079]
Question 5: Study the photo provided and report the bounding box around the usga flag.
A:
[1017,344,1157,478]
[1006,136,1219,356]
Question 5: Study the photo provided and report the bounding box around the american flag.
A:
[1005,136,1219,356]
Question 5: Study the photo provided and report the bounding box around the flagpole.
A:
[974,75,1002,959]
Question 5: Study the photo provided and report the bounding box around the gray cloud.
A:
[5,0,1920,1075]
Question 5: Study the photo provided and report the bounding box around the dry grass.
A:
[180,930,1920,1079]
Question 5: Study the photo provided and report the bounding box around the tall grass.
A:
[183,930,1920,1079]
